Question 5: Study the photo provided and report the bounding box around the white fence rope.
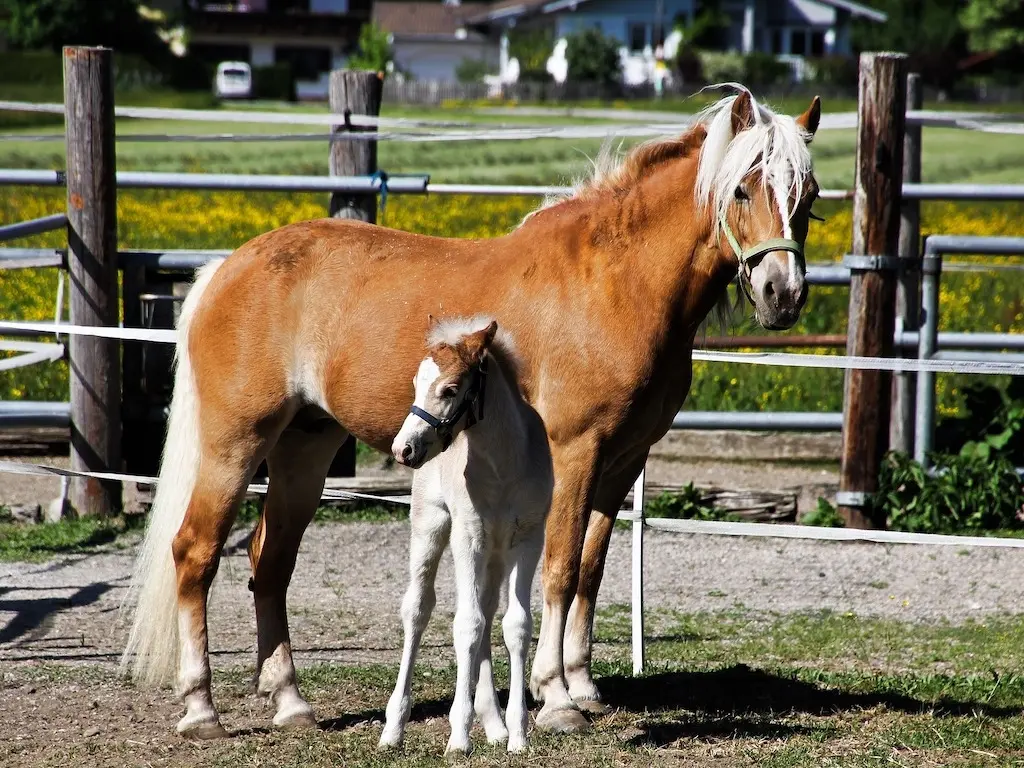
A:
[3,320,1023,377]
[0,339,64,371]
[2,100,1022,142]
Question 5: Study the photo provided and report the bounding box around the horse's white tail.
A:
[118,258,225,687]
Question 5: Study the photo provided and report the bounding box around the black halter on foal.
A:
[409,356,489,451]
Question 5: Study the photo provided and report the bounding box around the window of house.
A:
[628,22,648,53]
[770,29,783,54]
[790,29,807,56]
[810,30,826,57]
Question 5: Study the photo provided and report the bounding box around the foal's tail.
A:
[119,258,225,688]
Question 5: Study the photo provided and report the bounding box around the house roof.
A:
[803,0,887,23]
[372,2,492,38]
[468,0,886,25]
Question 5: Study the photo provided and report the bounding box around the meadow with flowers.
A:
[1,113,1023,417]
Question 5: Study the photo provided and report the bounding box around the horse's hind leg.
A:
[247,422,346,729]
[174,437,269,738]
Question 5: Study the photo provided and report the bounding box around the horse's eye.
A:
[734,186,749,202]
[441,385,459,399]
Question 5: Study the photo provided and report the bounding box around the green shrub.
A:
[565,27,622,88]
[807,55,859,88]
[881,451,1024,533]
[455,57,495,84]
[742,52,792,86]
[801,498,846,528]
[698,51,745,83]
[252,63,296,102]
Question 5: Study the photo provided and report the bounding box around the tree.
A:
[961,0,1024,53]
[2,0,163,55]
[347,22,393,75]
[565,27,621,88]
[850,0,966,88]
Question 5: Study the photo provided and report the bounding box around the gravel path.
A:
[2,520,1023,671]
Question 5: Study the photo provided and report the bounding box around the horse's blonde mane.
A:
[526,84,813,227]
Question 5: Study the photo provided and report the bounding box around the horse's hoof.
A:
[378,734,402,751]
[444,737,472,758]
[273,708,317,730]
[535,705,590,733]
[507,735,528,753]
[573,698,610,715]
[177,715,228,740]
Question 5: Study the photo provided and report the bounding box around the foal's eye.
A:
[734,186,750,202]
[441,385,459,399]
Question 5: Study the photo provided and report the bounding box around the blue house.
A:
[461,0,886,85]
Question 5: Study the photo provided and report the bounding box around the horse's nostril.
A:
[764,281,775,298]
[401,444,413,460]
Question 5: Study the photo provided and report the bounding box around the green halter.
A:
[718,213,804,305]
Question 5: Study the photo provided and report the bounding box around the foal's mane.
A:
[427,316,522,393]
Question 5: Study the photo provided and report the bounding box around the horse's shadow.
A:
[317,663,1021,744]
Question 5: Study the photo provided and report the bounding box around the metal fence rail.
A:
[0,213,66,242]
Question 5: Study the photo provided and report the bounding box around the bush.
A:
[881,451,1024,534]
[252,63,296,102]
[565,27,622,88]
[347,22,393,75]
[455,57,495,85]
[698,51,745,84]
[742,52,792,86]
[807,56,859,88]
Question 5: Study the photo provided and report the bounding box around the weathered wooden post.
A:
[837,52,908,529]
[64,46,121,516]
[890,73,923,455]
[327,69,383,477]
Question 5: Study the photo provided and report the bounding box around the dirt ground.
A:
[8,429,1023,766]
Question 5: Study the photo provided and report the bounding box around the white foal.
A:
[379,317,553,755]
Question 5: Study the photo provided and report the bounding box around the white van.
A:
[214,61,253,100]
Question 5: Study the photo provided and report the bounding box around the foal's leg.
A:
[473,551,509,745]
[248,423,346,729]
[504,529,543,753]
[379,498,450,749]
[564,453,648,713]
[174,433,271,738]
[530,438,600,733]
[446,513,488,755]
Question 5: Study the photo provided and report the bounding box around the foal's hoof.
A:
[177,714,228,740]
[535,705,590,734]
[573,698,611,716]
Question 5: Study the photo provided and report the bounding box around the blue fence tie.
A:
[371,169,389,226]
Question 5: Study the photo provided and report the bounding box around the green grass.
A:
[7,606,1024,766]
[0,515,139,562]
[2,103,1024,188]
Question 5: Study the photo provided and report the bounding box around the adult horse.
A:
[120,87,822,737]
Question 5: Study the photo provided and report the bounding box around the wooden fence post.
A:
[838,52,908,529]
[64,46,121,517]
[890,73,923,455]
[327,69,383,477]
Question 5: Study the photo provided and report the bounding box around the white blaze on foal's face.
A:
[391,356,464,469]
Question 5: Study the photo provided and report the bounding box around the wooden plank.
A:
[64,46,121,517]
[890,73,923,455]
[327,69,383,479]
[839,53,909,529]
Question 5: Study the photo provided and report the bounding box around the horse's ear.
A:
[730,91,755,135]
[797,96,821,142]
[462,320,498,363]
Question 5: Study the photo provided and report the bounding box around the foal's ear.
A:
[463,320,498,363]
[730,90,756,135]
[796,96,821,143]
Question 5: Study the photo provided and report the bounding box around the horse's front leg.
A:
[529,437,600,734]
[564,451,649,714]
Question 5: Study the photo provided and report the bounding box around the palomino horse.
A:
[120,87,821,737]
[381,318,552,754]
